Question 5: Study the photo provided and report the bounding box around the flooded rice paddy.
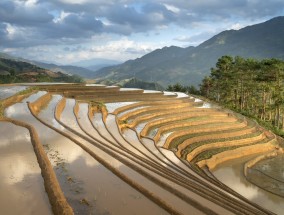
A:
[0,86,27,99]
[1,83,283,215]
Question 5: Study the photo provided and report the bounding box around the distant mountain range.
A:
[0,53,119,79]
[94,16,284,87]
[0,58,83,83]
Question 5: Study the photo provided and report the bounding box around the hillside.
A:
[95,16,284,87]
[0,53,97,79]
[31,61,96,78]
[0,58,83,83]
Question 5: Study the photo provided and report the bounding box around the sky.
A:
[0,0,284,65]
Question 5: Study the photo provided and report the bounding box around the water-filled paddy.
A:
[0,86,27,99]
[213,157,284,214]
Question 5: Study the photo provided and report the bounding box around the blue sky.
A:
[0,0,283,65]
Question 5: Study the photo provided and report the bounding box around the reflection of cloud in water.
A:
[0,122,40,185]
[5,103,32,118]
[49,135,98,168]
[0,122,52,215]
[1,155,41,185]
[214,167,259,200]
[0,133,29,148]
[213,164,284,214]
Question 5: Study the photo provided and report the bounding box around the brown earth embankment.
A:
[29,93,52,115]
[176,127,256,157]
[187,133,267,162]
[163,121,247,149]
[120,108,222,130]
[55,98,66,119]
[0,117,74,215]
[140,112,229,137]
[113,98,195,115]
[154,117,237,143]
[197,140,277,170]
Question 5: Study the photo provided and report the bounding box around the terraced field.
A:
[0,84,283,215]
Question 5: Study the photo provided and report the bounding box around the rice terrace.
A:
[1,83,283,215]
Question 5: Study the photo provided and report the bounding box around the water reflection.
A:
[213,159,284,214]
[0,86,27,100]
[105,101,137,113]
[0,122,52,215]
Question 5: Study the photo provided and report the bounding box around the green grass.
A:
[16,86,39,96]
[180,131,262,159]
[192,139,272,163]
[147,116,208,136]
[168,121,254,150]
[167,120,243,148]
[90,100,106,112]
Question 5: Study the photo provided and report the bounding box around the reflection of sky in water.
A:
[135,122,147,134]
[194,98,202,102]
[175,92,188,98]
[156,132,173,147]
[0,86,27,99]
[117,106,150,118]
[119,88,141,91]
[143,90,161,93]
[0,122,52,215]
[213,162,284,214]
[163,91,176,96]
[0,122,40,184]
[105,101,137,113]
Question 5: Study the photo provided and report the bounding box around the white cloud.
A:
[53,11,70,23]
[229,23,244,30]
[164,4,180,13]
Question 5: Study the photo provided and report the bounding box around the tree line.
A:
[199,56,284,131]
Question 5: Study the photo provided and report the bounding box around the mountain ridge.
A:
[95,16,284,87]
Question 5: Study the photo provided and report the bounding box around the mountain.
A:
[31,61,96,78]
[95,16,284,87]
[0,52,96,79]
[71,58,121,71]
[0,58,83,84]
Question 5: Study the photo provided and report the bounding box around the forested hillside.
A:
[199,56,284,134]
[0,58,84,84]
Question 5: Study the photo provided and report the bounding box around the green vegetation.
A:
[0,58,85,84]
[119,119,128,125]
[166,83,200,95]
[90,100,106,112]
[180,131,262,159]
[123,78,164,91]
[16,86,39,96]
[199,56,284,137]
[168,123,251,150]
[193,138,272,163]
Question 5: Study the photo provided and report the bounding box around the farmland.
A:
[0,84,283,215]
